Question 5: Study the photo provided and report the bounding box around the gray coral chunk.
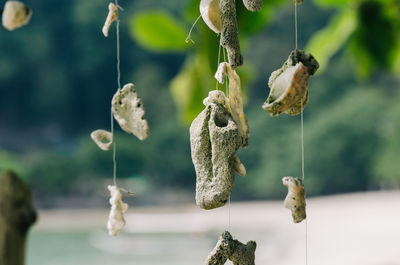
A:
[220,0,243,68]
[190,91,246,210]
[204,231,257,265]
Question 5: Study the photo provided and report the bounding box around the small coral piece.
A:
[102,2,118,37]
[112,83,149,141]
[90,129,113,151]
[215,62,249,145]
[204,231,256,265]
[282,176,306,223]
[262,49,319,116]
[107,185,128,236]
[2,1,32,31]
[190,90,247,210]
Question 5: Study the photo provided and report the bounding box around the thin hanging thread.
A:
[111,0,122,187]
[216,42,222,90]
[294,3,308,265]
[222,47,229,95]
[186,14,202,44]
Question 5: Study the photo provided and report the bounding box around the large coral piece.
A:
[107,185,128,236]
[262,49,319,116]
[112,83,149,141]
[282,176,306,223]
[190,90,247,209]
[2,1,32,31]
[204,231,256,265]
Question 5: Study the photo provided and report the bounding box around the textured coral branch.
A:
[220,0,243,68]
[204,231,256,265]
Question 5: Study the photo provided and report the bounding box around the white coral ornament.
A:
[282,176,306,223]
[90,129,113,151]
[102,3,118,37]
[262,49,319,116]
[2,1,32,31]
[112,83,149,141]
[107,185,128,236]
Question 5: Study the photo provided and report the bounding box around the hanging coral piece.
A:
[102,2,118,37]
[190,90,247,210]
[282,176,306,223]
[112,83,149,141]
[215,62,249,145]
[205,231,256,265]
[90,129,113,151]
[107,185,128,236]
[262,49,319,116]
[200,0,222,34]
[1,1,32,31]
[200,0,262,68]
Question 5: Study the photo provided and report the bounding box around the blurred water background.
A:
[1,0,400,264]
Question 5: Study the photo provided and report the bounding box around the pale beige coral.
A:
[102,3,118,37]
[2,1,32,31]
[107,185,128,237]
[112,83,149,141]
[215,62,249,145]
[262,49,319,116]
[282,176,306,223]
[200,0,222,34]
[90,129,113,151]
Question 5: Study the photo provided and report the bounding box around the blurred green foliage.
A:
[0,0,399,207]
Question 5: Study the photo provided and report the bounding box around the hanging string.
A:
[228,196,231,230]
[111,0,122,187]
[186,14,202,44]
[216,42,222,90]
[222,47,229,95]
[295,3,308,265]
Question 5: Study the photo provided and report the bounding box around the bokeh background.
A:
[1,0,400,264]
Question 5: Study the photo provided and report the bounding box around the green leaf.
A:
[306,8,357,73]
[130,11,189,52]
[312,0,359,8]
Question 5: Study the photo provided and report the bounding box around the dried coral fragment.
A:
[190,90,247,209]
[112,83,149,141]
[204,231,256,265]
[107,185,128,236]
[282,176,306,223]
[102,2,118,37]
[200,0,222,33]
[2,1,32,31]
[262,49,319,116]
[215,62,249,145]
[220,0,243,68]
[91,129,113,151]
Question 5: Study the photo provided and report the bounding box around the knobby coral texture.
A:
[190,91,247,210]
[112,83,150,141]
[102,2,118,37]
[282,176,306,223]
[262,49,319,116]
[107,185,128,236]
[204,231,256,265]
[1,0,32,31]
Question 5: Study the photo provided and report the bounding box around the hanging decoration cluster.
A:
[189,0,319,263]
[90,0,149,237]
[1,0,32,31]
